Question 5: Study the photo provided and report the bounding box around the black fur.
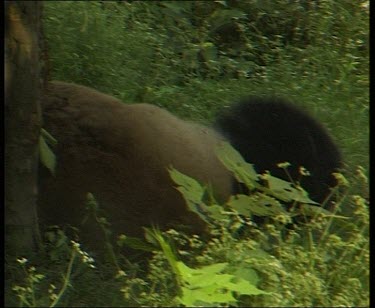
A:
[214,96,342,205]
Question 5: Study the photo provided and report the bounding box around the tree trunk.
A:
[5,1,44,255]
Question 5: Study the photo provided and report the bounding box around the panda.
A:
[38,81,342,251]
[214,96,342,206]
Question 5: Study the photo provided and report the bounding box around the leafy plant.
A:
[167,142,369,307]
[11,241,95,308]
[169,141,334,233]
[145,228,269,307]
[39,128,57,175]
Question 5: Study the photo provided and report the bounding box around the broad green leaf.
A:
[41,127,57,146]
[39,134,56,175]
[179,287,236,306]
[233,266,260,286]
[177,261,228,277]
[168,167,205,204]
[227,194,288,217]
[168,167,211,223]
[262,174,318,204]
[215,142,258,190]
[176,258,270,306]
[225,278,270,295]
[200,203,227,221]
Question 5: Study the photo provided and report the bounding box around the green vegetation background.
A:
[6,1,369,307]
[44,0,369,177]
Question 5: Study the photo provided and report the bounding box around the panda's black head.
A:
[214,96,343,206]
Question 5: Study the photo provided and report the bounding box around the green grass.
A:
[42,1,368,174]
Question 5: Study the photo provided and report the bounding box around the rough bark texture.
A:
[5,1,43,254]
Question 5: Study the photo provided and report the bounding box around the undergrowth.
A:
[5,144,369,307]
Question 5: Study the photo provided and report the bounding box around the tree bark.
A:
[5,1,43,255]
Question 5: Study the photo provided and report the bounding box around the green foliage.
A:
[167,146,368,306]
[216,142,318,205]
[43,0,369,178]
[215,141,259,190]
[5,1,368,307]
[170,142,332,228]
[176,261,268,306]
[5,172,369,307]
[10,241,96,308]
[146,228,269,307]
[39,128,57,175]
[168,167,212,224]
[11,258,46,307]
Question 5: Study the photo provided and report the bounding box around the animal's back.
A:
[39,81,232,249]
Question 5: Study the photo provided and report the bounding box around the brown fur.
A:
[38,81,232,251]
